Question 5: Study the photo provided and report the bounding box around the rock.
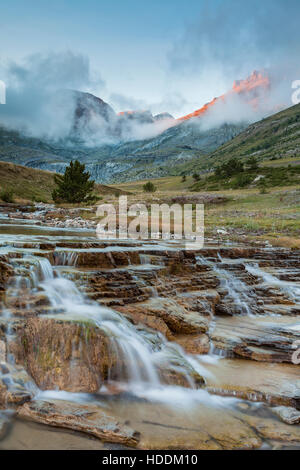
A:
[0,340,5,362]
[272,406,300,425]
[0,412,11,440]
[12,317,114,393]
[127,298,209,335]
[75,250,141,269]
[204,358,300,408]
[241,414,300,444]
[174,334,210,355]
[123,399,262,450]
[17,399,140,447]
[217,229,228,235]
[211,316,300,363]
[0,258,13,296]
[120,308,173,339]
[76,251,115,268]
[0,363,35,405]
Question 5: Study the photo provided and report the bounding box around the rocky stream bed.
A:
[0,204,299,450]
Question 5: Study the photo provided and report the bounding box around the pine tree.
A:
[143,181,157,193]
[52,160,96,203]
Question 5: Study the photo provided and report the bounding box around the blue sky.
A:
[1,0,299,116]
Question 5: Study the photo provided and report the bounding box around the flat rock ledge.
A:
[17,399,140,447]
[272,406,300,425]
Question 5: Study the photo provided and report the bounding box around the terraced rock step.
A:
[205,359,300,408]
[0,222,300,450]
[211,316,300,363]
[18,399,140,447]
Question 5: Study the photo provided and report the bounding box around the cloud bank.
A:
[0,52,105,141]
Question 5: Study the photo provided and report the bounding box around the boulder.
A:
[18,399,140,447]
[12,317,114,393]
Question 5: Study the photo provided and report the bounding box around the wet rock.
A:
[272,406,300,425]
[174,334,210,355]
[0,340,5,362]
[88,270,147,305]
[0,363,35,405]
[17,399,140,447]
[12,317,114,393]
[76,251,116,268]
[131,298,209,335]
[211,316,300,363]
[120,308,173,339]
[75,250,141,269]
[0,412,11,440]
[241,414,300,444]
[0,258,13,296]
[124,399,262,450]
[205,358,300,408]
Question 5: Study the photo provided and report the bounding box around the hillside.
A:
[0,121,245,183]
[206,103,300,167]
[1,100,299,185]
[0,161,127,203]
[0,161,56,202]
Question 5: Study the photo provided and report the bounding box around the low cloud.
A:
[0,51,105,141]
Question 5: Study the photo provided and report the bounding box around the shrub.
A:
[143,181,157,193]
[247,156,259,170]
[215,158,244,178]
[192,173,200,181]
[0,189,14,203]
[259,179,268,194]
[232,173,252,189]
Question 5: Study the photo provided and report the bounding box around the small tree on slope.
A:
[52,160,96,203]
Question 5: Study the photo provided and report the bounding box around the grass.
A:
[111,178,300,248]
[0,160,128,204]
[0,161,56,203]
[115,175,194,192]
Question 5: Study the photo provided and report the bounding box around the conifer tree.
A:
[52,160,95,203]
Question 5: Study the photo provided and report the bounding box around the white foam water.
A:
[36,258,213,392]
[245,263,300,303]
[197,255,256,316]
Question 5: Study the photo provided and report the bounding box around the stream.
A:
[0,215,299,449]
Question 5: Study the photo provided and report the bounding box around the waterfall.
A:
[245,263,300,303]
[197,255,256,316]
[54,251,78,267]
[32,257,210,390]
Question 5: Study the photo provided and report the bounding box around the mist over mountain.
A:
[0,51,294,183]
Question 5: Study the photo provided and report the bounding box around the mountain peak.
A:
[178,70,270,122]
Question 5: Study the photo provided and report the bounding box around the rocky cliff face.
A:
[0,119,245,182]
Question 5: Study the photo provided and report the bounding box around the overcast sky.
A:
[1,0,300,116]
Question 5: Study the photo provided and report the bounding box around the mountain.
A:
[71,90,117,139]
[0,119,245,182]
[0,70,286,183]
[205,102,300,168]
[154,113,174,121]
[178,71,270,122]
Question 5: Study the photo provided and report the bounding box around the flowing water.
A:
[197,255,256,316]
[0,217,300,449]
[245,263,300,303]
